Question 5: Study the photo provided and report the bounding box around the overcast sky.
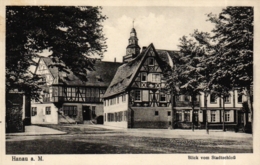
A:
[101,6,224,62]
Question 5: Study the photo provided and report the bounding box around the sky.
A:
[39,6,224,62]
[101,6,223,62]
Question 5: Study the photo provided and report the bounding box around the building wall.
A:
[31,103,59,124]
[35,59,54,86]
[61,103,103,123]
[129,106,172,129]
[31,102,103,124]
[200,90,245,108]
[104,93,128,128]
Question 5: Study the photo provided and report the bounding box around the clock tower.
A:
[123,27,141,63]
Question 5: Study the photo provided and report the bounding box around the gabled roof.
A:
[103,43,172,98]
[39,57,122,87]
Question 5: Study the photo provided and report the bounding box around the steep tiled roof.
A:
[85,61,122,87]
[40,57,121,87]
[157,49,180,67]
[103,43,172,98]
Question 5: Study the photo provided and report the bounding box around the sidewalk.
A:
[81,124,252,139]
[6,125,67,136]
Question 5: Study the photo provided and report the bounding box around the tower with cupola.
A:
[123,27,141,63]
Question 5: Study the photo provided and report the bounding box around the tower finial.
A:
[133,19,135,28]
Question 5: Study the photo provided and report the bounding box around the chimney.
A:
[142,46,147,51]
[114,57,116,62]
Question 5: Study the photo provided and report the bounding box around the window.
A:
[168,111,171,116]
[31,107,37,116]
[160,93,166,102]
[141,73,147,82]
[224,95,231,103]
[152,74,160,83]
[211,111,216,122]
[134,90,141,101]
[224,111,230,122]
[45,107,51,115]
[63,106,77,117]
[123,111,127,121]
[108,113,114,122]
[176,110,182,121]
[184,111,190,122]
[155,111,159,116]
[42,77,46,83]
[210,94,217,103]
[148,58,154,66]
[119,111,123,122]
[122,94,126,102]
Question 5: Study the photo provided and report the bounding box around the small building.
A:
[31,57,121,124]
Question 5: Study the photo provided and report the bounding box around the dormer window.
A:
[148,57,154,66]
[141,73,147,82]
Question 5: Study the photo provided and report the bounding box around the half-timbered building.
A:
[103,43,175,128]
[31,57,122,124]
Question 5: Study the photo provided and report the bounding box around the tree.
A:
[206,7,253,133]
[176,35,207,131]
[6,6,107,100]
